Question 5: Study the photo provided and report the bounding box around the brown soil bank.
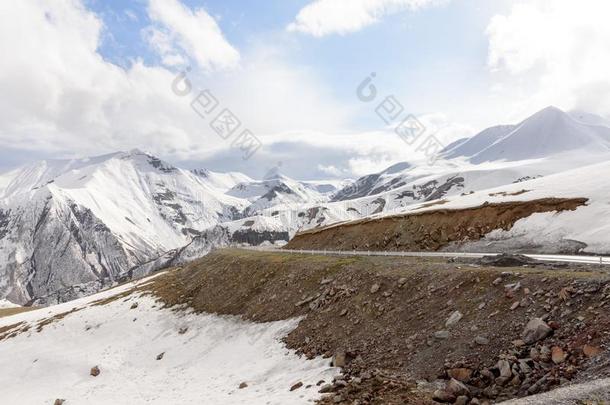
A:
[146,248,610,404]
[286,198,588,252]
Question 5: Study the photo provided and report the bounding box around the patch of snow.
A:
[0,298,19,308]
[0,276,338,404]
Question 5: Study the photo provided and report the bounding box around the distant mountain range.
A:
[2,106,610,305]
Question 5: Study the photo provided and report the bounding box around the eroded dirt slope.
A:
[286,198,587,252]
[145,248,610,404]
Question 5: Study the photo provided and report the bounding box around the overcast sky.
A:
[1,0,609,179]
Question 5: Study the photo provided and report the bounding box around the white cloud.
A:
[486,0,610,118]
[0,0,353,174]
[147,0,240,71]
[287,0,446,37]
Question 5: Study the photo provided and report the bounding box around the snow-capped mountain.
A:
[2,106,610,305]
[227,173,332,215]
[451,106,610,163]
[0,150,345,304]
[0,150,252,304]
[332,106,610,205]
[190,168,254,193]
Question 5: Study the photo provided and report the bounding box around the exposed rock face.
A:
[231,230,289,246]
[1,194,134,305]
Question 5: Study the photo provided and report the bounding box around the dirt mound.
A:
[285,198,587,252]
[145,248,610,404]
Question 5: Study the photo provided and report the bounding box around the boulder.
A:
[445,311,463,328]
[455,396,469,405]
[290,382,303,391]
[434,330,450,339]
[447,368,472,382]
[331,351,347,368]
[474,336,489,345]
[446,378,470,397]
[522,318,552,344]
[551,346,566,364]
[432,389,455,403]
[583,344,603,358]
[497,360,511,378]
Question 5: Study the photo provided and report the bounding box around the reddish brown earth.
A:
[285,198,588,252]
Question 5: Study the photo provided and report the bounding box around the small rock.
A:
[339,309,348,317]
[178,327,188,334]
[446,378,470,396]
[434,330,450,339]
[530,347,540,361]
[130,302,138,309]
[518,359,532,374]
[290,381,303,391]
[445,311,463,328]
[447,368,472,382]
[512,339,526,347]
[331,351,346,368]
[497,360,511,378]
[474,336,489,345]
[551,346,566,364]
[319,384,334,393]
[540,345,551,362]
[432,389,455,403]
[370,283,380,294]
[90,366,100,377]
[510,301,520,310]
[156,352,165,360]
[397,277,407,287]
[320,278,333,285]
[522,318,552,344]
[455,395,469,405]
[492,277,503,285]
[54,400,65,405]
[583,344,603,357]
[239,382,248,389]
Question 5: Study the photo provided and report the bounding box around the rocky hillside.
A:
[3,248,610,403]
[139,249,610,404]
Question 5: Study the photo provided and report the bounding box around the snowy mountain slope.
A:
[190,168,254,192]
[469,106,610,163]
[331,162,414,201]
[0,275,338,404]
[0,168,18,197]
[227,174,330,215]
[332,107,610,204]
[359,159,610,254]
[442,124,516,159]
[0,150,253,304]
[569,109,610,127]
